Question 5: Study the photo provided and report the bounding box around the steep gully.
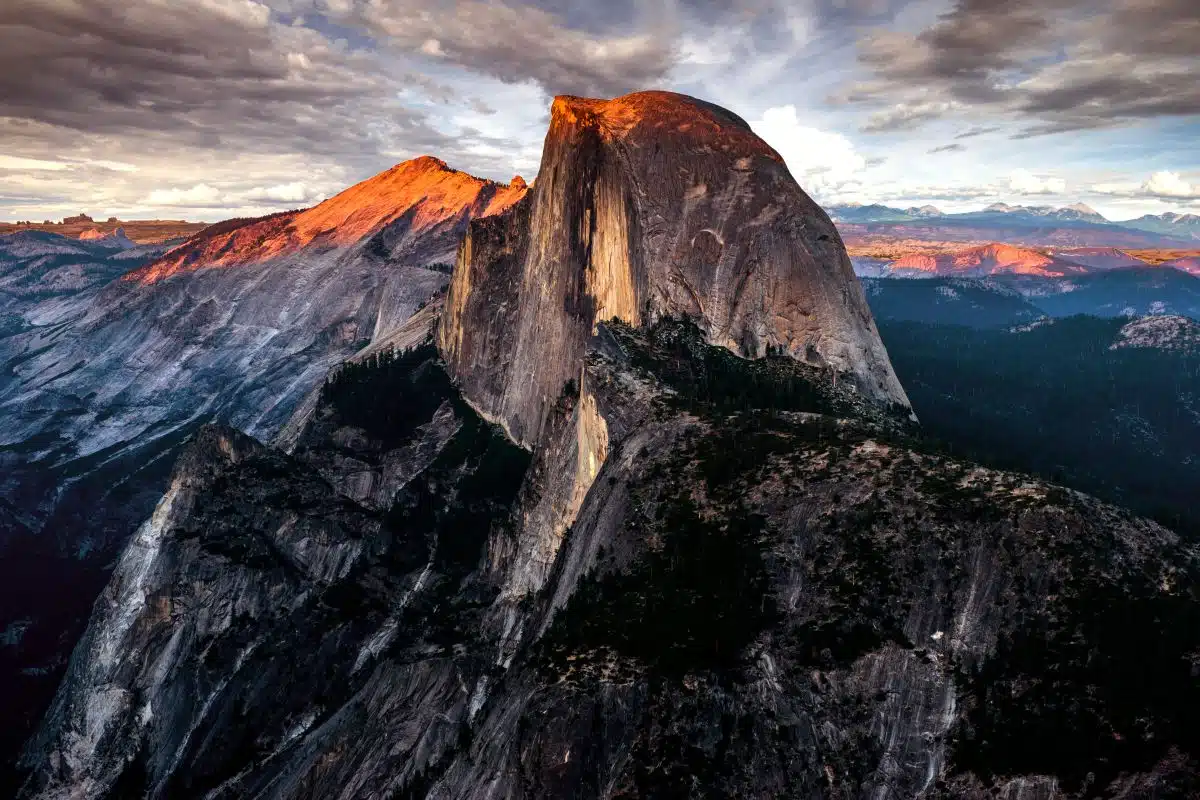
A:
[17,92,1200,798]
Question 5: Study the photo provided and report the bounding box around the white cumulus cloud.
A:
[1092,171,1198,200]
[244,182,312,203]
[750,105,868,196]
[0,155,70,171]
[143,184,224,207]
[286,52,312,70]
[1091,180,1140,195]
[1144,170,1195,198]
[1009,169,1066,195]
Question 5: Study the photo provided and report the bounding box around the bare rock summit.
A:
[439,90,910,447]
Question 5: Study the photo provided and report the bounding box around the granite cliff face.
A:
[21,319,1200,800]
[437,90,911,625]
[0,159,524,783]
[18,93,1200,799]
[440,91,909,449]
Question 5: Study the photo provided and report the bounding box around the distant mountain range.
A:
[863,268,1200,328]
[976,201,1108,222]
[831,201,1198,233]
[852,240,1200,283]
[831,202,1200,248]
[1115,211,1200,238]
[0,215,209,244]
[885,242,1091,278]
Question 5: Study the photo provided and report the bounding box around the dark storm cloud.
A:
[338,0,910,99]
[954,126,999,139]
[0,0,923,166]
[0,0,582,218]
[861,102,958,132]
[330,0,678,97]
[676,0,903,31]
[843,0,1200,135]
[0,0,455,164]
[1103,0,1200,58]
[1014,57,1200,131]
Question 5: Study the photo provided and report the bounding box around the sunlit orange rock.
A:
[129,157,528,284]
[891,243,1089,277]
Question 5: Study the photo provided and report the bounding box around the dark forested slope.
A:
[879,315,1200,535]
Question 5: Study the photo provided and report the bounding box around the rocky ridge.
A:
[76,228,135,248]
[20,315,1200,799]
[862,276,1045,328]
[0,158,522,783]
[17,92,1200,799]
[131,158,527,284]
[1162,256,1200,276]
[1045,246,1145,271]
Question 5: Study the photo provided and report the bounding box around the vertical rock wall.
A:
[437,91,913,601]
[439,90,910,456]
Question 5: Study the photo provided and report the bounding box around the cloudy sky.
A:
[1,0,1196,223]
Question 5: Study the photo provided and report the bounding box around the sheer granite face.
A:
[440,90,911,452]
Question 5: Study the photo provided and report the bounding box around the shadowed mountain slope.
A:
[0,158,523,785]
